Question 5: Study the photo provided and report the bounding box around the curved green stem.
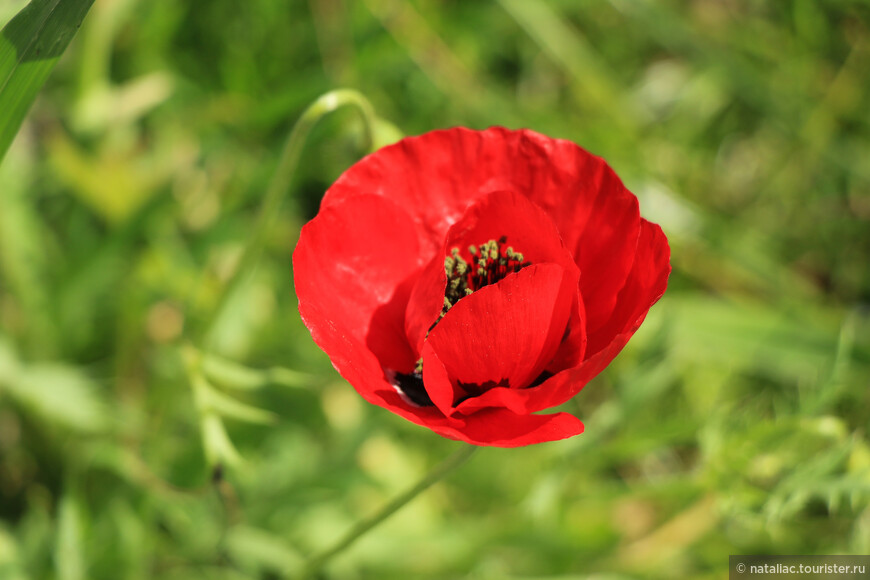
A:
[201,89,378,350]
[300,444,478,578]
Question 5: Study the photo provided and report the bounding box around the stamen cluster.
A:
[440,236,528,322]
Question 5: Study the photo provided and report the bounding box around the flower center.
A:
[439,235,529,325]
[393,237,530,407]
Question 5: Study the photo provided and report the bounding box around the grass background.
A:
[1,0,870,578]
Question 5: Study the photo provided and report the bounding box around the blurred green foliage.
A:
[1,0,870,578]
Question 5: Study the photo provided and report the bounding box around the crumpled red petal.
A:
[379,383,585,447]
[294,194,423,375]
[429,407,585,448]
[421,263,573,415]
[323,127,641,334]
[585,218,671,359]
[546,284,587,374]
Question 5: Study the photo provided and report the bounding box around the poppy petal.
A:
[423,263,574,407]
[374,388,585,447]
[403,251,448,359]
[546,286,587,374]
[565,167,642,335]
[585,218,671,359]
[294,194,423,375]
[323,127,641,334]
[436,408,585,448]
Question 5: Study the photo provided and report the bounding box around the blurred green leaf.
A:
[225,525,304,576]
[4,364,109,432]
[202,353,314,391]
[200,412,242,468]
[0,338,109,432]
[0,525,27,580]
[668,297,842,381]
[200,384,276,425]
[0,0,94,163]
[47,130,168,224]
[0,141,59,356]
[497,0,636,129]
[54,489,86,580]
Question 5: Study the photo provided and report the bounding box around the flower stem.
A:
[300,444,478,578]
[200,89,378,350]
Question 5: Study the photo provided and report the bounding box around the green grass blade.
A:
[0,0,94,163]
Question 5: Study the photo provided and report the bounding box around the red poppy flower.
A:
[293,127,670,447]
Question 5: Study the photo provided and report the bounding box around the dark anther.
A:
[394,371,434,407]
